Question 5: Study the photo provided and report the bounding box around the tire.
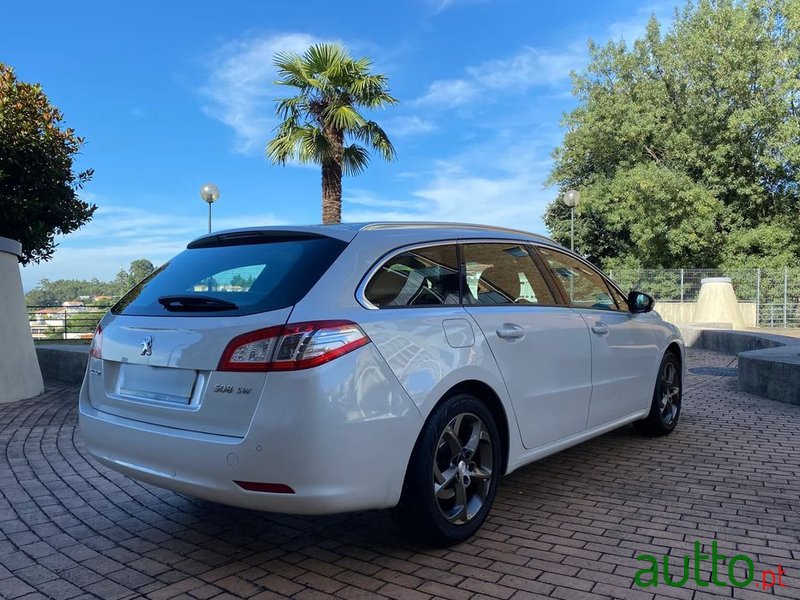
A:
[634,351,682,436]
[394,393,502,546]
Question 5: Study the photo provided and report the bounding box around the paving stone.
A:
[0,351,797,599]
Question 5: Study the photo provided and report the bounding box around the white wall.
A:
[0,237,44,402]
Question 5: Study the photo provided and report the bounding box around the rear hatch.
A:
[85,230,349,437]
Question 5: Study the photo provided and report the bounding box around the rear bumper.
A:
[78,345,423,515]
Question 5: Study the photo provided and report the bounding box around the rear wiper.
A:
[157,295,238,311]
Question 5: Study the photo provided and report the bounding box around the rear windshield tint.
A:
[112,236,347,317]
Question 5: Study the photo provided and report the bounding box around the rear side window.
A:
[364,245,460,307]
[462,243,555,305]
[112,236,347,316]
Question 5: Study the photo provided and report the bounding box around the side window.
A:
[608,284,629,311]
[462,243,555,305]
[364,245,460,307]
[537,247,620,310]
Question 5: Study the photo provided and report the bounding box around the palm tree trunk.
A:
[321,158,342,224]
[321,126,344,224]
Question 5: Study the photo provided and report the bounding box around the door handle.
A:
[591,322,609,335]
[496,323,525,340]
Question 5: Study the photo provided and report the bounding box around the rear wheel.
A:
[395,394,501,546]
[635,351,682,436]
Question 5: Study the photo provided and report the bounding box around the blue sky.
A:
[5,0,678,290]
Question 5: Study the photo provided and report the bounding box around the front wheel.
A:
[394,394,501,546]
[635,351,682,436]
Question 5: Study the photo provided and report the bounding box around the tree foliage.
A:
[229,273,255,289]
[266,43,397,223]
[0,63,96,264]
[545,0,800,270]
[117,258,156,291]
[24,259,155,306]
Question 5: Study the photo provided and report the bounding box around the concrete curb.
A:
[35,345,89,384]
[678,325,800,405]
[738,346,800,405]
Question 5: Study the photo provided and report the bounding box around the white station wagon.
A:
[79,222,684,545]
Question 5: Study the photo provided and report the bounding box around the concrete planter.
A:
[694,277,746,329]
[0,237,44,402]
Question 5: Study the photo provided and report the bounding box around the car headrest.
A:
[478,267,519,303]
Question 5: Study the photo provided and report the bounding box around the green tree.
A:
[66,309,103,335]
[24,259,155,306]
[0,63,95,264]
[24,282,59,306]
[267,43,397,223]
[25,278,113,306]
[229,273,254,289]
[545,0,800,270]
[124,259,155,290]
[110,258,156,294]
[129,258,155,281]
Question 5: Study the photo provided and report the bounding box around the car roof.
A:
[188,221,563,248]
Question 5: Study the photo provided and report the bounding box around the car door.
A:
[355,242,486,409]
[536,246,660,428]
[461,241,593,449]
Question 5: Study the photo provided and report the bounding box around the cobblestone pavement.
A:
[1,349,799,600]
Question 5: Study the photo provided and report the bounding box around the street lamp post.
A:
[563,189,581,252]
[200,183,220,233]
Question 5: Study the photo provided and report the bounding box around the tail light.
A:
[218,320,369,372]
[89,325,103,359]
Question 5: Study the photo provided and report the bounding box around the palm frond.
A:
[305,43,349,75]
[275,96,306,121]
[342,144,370,176]
[352,121,396,161]
[274,53,314,90]
[323,104,366,131]
[298,126,332,164]
[266,117,331,167]
[347,74,381,93]
[351,56,373,73]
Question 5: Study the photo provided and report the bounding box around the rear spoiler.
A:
[188,225,358,249]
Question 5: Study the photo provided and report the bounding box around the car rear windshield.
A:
[112,235,347,317]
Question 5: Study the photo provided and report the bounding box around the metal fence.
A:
[607,268,800,328]
[27,305,112,340]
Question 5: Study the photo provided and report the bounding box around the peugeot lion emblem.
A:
[140,336,154,356]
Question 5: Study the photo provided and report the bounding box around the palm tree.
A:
[266,43,397,224]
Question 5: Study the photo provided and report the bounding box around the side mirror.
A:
[628,290,655,314]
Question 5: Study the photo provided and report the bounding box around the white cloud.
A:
[343,139,556,233]
[200,33,322,154]
[415,46,584,108]
[383,115,437,137]
[346,189,425,210]
[415,79,480,108]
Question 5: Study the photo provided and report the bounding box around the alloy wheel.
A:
[659,361,681,425]
[432,412,494,525]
